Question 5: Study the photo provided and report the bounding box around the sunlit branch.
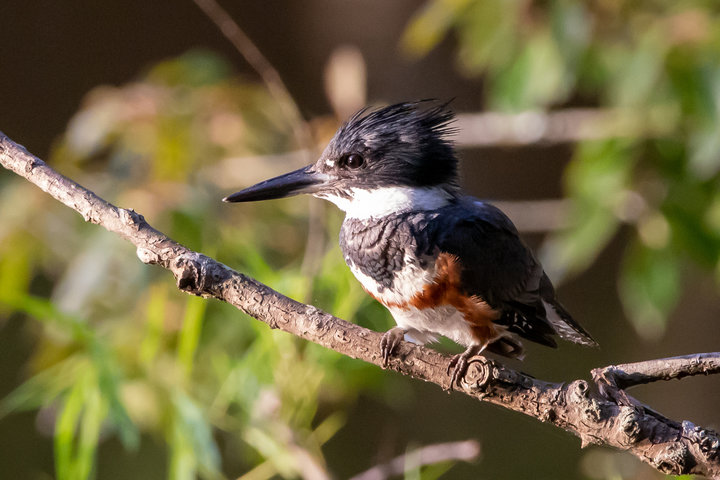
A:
[592,353,720,407]
[1,132,718,478]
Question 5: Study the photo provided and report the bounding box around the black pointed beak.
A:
[223,165,327,203]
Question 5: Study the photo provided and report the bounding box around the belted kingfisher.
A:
[224,101,597,387]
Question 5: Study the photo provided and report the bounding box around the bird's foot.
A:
[447,344,485,391]
[380,327,406,368]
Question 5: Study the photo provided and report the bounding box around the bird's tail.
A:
[487,336,526,360]
[542,300,598,347]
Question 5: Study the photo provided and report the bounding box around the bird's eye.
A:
[342,153,364,169]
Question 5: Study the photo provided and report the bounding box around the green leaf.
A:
[74,381,107,480]
[455,0,520,73]
[664,182,720,267]
[0,232,34,311]
[605,29,666,107]
[146,49,232,88]
[401,0,471,57]
[542,139,636,279]
[55,374,85,480]
[2,293,92,344]
[0,357,83,419]
[420,461,456,480]
[140,283,169,367]
[542,203,619,281]
[620,243,681,339]
[93,346,139,451]
[168,391,221,480]
[666,48,719,120]
[550,1,591,70]
[177,295,208,379]
[171,210,205,252]
[491,30,569,110]
[688,126,720,178]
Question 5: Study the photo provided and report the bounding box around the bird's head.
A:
[224,101,460,219]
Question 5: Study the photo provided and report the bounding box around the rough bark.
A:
[1,132,718,478]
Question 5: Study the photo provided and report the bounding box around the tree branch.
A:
[1,132,718,478]
[454,107,673,147]
[591,353,720,409]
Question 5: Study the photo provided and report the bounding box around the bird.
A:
[223,101,598,388]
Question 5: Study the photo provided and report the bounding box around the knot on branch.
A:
[566,380,603,424]
[24,156,39,173]
[175,255,205,294]
[171,253,230,296]
[618,407,643,445]
[683,421,720,461]
[591,366,623,400]
[653,443,693,475]
[567,379,590,403]
[462,358,492,392]
[303,305,332,339]
[119,207,145,227]
[460,358,538,398]
[136,247,160,265]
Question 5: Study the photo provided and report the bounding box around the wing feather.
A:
[436,198,597,347]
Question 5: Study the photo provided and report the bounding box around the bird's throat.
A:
[315,186,453,220]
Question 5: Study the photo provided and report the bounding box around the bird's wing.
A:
[435,199,597,347]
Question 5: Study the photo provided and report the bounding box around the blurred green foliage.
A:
[406,0,720,339]
[0,51,390,479]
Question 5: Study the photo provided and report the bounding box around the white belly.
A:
[389,305,478,347]
[346,255,506,349]
[346,256,435,306]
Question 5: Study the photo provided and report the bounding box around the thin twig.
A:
[592,353,720,407]
[455,107,673,147]
[1,132,719,478]
[349,440,481,480]
[191,0,312,154]
[492,199,569,233]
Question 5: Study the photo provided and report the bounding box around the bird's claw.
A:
[380,327,406,368]
[447,345,483,391]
